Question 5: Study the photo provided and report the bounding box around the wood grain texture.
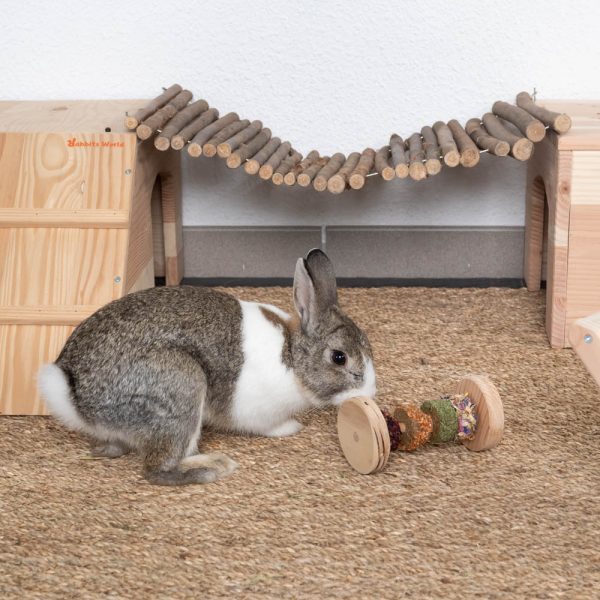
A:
[454,375,504,452]
[523,175,546,292]
[0,132,135,210]
[0,100,147,134]
[0,324,75,414]
[524,130,574,348]
[0,306,100,325]
[0,228,128,306]
[0,105,183,413]
[566,205,600,323]
[0,209,129,228]
[570,151,600,205]
[569,313,600,388]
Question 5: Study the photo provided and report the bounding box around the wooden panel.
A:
[0,324,74,415]
[151,178,165,277]
[539,101,600,150]
[523,175,546,291]
[0,228,128,306]
[569,313,600,388]
[566,205,600,322]
[0,132,135,210]
[570,151,600,205]
[124,142,182,289]
[0,100,147,134]
[159,151,184,286]
[125,142,155,292]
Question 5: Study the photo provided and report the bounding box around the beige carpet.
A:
[1,287,599,599]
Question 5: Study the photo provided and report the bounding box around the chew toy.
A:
[337,374,504,474]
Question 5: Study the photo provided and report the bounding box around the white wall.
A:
[2,0,599,227]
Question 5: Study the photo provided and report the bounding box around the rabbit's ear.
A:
[293,249,338,332]
[305,249,338,308]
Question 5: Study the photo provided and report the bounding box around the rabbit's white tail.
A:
[38,363,85,430]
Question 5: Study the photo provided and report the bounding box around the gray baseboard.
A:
[183,226,525,281]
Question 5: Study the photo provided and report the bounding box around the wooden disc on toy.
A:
[363,399,391,472]
[337,397,390,474]
[453,374,504,451]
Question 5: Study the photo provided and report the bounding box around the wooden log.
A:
[465,119,510,156]
[432,121,460,167]
[327,152,361,194]
[421,126,442,175]
[390,134,409,178]
[297,155,329,187]
[447,119,480,168]
[154,99,209,151]
[407,133,427,181]
[125,84,182,130]
[284,162,304,186]
[516,91,571,134]
[482,112,533,161]
[349,148,376,190]
[187,112,239,157]
[287,150,319,185]
[227,128,272,169]
[136,90,193,140]
[492,100,546,142]
[314,153,346,191]
[272,151,302,185]
[171,107,219,150]
[259,142,292,179]
[217,120,263,158]
[374,146,396,181]
[244,137,281,175]
[203,119,250,157]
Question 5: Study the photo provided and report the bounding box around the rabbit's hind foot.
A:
[90,440,131,458]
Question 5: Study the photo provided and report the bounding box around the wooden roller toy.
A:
[337,374,504,474]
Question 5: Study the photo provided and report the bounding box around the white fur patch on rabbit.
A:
[230,301,317,436]
[38,363,86,430]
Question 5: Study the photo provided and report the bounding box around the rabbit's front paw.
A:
[265,419,303,437]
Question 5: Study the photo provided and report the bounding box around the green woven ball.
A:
[420,397,458,444]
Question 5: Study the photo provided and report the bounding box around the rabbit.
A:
[38,249,376,486]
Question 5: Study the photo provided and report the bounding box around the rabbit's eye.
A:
[331,350,347,366]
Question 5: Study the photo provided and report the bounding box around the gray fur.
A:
[56,286,244,485]
[44,250,374,486]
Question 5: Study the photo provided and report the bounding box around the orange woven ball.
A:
[392,405,433,451]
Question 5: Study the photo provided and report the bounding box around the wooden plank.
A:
[0,305,99,325]
[570,151,600,205]
[125,141,155,291]
[0,228,128,307]
[566,205,600,322]
[0,100,147,134]
[0,132,135,211]
[151,179,165,277]
[523,174,546,291]
[123,135,182,289]
[547,150,572,348]
[0,324,74,415]
[569,313,600,388]
[538,101,600,150]
[0,208,129,228]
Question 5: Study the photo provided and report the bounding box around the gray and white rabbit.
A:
[38,249,376,485]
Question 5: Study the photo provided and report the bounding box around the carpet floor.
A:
[1,287,599,599]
